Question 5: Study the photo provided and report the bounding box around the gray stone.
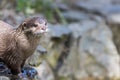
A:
[37,45,47,55]
[71,0,120,24]
[0,76,10,80]
[48,24,71,38]
[79,23,120,78]
[62,10,89,22]
[27,48,46,67]
[34,61,55,80]
[58,20,120,79]
[107,13,120,24]
[74,0,111,12]
[68,20,97,38]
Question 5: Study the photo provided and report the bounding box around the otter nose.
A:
[41,26,46,30]
[45,21,47,25]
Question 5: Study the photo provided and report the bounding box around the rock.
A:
[36,45,47,55]
[68,20,98,38]
[48,24,71,38]
[34,61,55,80]
[67,0,120,24]
[107,12,120,24]
[27,46,47,67]
[21,66,38,79]
[108,23,120,55]
[62,10,89,22]
[0,61,38,80]
[58,20,120,79]
[79,23,120,78]
[0,76,10,80]
[102,5,120,24]
[0,62,11,76]
[72,0,112,12]
[0,9,25,27]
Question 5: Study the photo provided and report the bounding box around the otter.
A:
[0,17,47,75]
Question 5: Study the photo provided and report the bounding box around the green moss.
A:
[16,0,67,24]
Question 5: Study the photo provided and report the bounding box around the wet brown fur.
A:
[0,17,46,75]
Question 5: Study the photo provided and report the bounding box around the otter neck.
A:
[15,26,41,58]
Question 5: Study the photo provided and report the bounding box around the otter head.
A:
[20,17,48,37]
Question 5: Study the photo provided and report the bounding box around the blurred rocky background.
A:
[0,0,120,80]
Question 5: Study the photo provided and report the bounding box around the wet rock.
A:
[0,62,12,76]
[0,76,9,80]
[21,66,38,79]
[0,61,38,80]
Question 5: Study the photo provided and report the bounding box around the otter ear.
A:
[23,22,27,27]
[22,22,27,30]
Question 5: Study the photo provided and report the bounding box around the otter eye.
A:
[33,24,38,27]
[23,22,27,27]
[22,22,27,30]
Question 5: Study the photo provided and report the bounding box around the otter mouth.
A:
[33,28,48,37]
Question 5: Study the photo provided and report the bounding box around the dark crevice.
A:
[108,23,120,55]
[54,33,73,72]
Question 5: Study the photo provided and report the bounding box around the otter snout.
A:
[41,26,47,31]
[22,17,48,35]
[32,18,48,35]
[38,18,47,31]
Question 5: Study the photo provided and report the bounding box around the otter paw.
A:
[21,66,37,79]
